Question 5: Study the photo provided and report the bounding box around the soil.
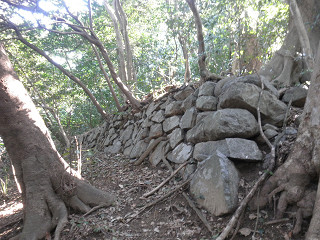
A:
[0,143,309,240]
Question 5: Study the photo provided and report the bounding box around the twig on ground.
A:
[143,160,190,198]
[264,218,290,225]
[252,190,260,239]
[126,178,191,223]
[134,136,166,166]
[182,192,213,234]
[82,203,109,217]
[230,211,245,240]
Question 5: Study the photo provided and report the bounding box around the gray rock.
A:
[193,138,262,162]
[163,116,181,133]
[168,128,184,148]
[187,109,259,143]
[264,129,278,139]
[104,140,122,154]
[218,82,287,126]
[181,94,196,111]
[136,128,149,141]
[171,143,193,163]
[130,140,148,158]
[262,124,279,132]
[165,101,184,117]
[141,118,153,128]
[196,111,214,124]
[196,96,218,111]
[149,140,170,166]
[285,127,298,135]
[198,81,216,96]
[149,123,163,139]
[190,152,239,216]
[123,145,134,156]
[180,107,197,130]
[119,124,134,143]
[178,162,197,180]
[214,76,237,97]
[146,101,159,117]
[174,86,194,100]
[282,87,308,107]
[151,110,165,123]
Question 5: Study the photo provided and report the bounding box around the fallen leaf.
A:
[239,227,252,236]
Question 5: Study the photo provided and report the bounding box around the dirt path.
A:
[0,151,308,239]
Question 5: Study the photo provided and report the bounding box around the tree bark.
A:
[104,0,127,86]
[185,0,222,82]
[0,43,115,240]
[259,0,320,87]
[254,41,320,239]
[178,35,191,83]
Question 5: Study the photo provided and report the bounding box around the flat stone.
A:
[151,110,165,123]
[163,116,181,133]
[165,101,184,117]
[193,138,262,162]
[149,123,163,139]
[170,143,193,163]
[190,152,239,216]
[149,140,170,166]
[181,94,196,111]
[180,107,197,130]
[168,128,184,149]
[174,86,194,100]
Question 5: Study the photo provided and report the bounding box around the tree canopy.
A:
[0,0,289,140]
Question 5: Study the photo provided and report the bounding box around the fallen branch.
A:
[182,192,213,234]
[126,178,191,223]
[264,218,290,225]
[82,203,110,217]
[134,136,167,166]
[142,160,190,198]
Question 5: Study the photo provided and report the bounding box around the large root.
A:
[11,156,116,240]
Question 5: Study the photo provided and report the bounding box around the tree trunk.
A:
[104,1,128,86]
[0,43,115,240]
[259,0,320,87]
[254,41,320,239]
[178,35,191,84]
[185,0,222,82]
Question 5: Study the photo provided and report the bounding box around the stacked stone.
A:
[77,74,307,217]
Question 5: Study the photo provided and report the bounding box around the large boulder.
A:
[193,138,263,162]
[190,152,239,216]
[187,109,259,143]
[218,82,287,126]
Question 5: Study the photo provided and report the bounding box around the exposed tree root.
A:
[182,192,213,234]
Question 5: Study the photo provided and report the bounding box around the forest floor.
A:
[0,147,309,240]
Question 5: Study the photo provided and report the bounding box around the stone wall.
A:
[77,75,306,216]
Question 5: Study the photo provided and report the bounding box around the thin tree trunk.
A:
[0,43,115,240]
[114,0,136,85]
[185,0,221,82]
[178,35,191,83]
[104,0,127,86]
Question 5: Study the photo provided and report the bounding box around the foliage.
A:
[0,0,289,138]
